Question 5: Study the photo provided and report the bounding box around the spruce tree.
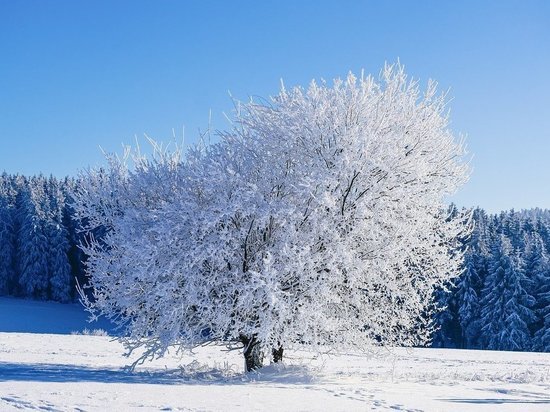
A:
[17,177,50,299]
[46,177,72,302]
[431,286,459,348]
[455,208,489,348]
[457,249,482,348]
[527,233,550,351]
[0,195,15,294]
[480,234,536,350]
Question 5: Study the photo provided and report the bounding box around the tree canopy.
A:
[75,64,470,371]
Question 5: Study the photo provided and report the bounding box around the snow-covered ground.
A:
[1,298,549,411]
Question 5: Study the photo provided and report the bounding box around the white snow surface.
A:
[0,333,549,411]
[1,298,549,411]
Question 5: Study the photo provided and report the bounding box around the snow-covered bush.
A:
[75,64,470,371]
[71,328,109,336]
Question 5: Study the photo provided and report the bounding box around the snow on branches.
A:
[74,64,470,371]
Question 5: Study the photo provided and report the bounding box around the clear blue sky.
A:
[1,1,549,212]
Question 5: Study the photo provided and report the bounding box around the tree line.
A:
[0,172,548,352]
[433,208,550,352]
[0,173,86,302]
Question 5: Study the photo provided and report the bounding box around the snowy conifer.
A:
[0,193,15,294]
[455,208,489,348]
[16,177,50,299]
[46,178,72,302]
[479,234,536,350]
[526,233,550,351]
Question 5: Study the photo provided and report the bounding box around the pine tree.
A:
[457,249,482,348]
[526,233,550,351]
[479,234,536,351]
[46,177,72,302]
[455,208,489,348]
[431,286,459,348]
[0,195,15,294]
[534,306,550,351]
[62,177,86,298]
[17,177,50,299]
[47,223,72,302]
[0,174,18,294]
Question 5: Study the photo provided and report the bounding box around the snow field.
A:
[1,331,549,411]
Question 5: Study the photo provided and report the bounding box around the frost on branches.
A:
[74,64,470,372]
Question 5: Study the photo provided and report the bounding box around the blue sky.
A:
[1,1,548,212]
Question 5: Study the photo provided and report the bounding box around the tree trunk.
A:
[240,334,264,372]
[272,345,284,363]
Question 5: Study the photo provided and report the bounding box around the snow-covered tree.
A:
[46,178,72,302]
[534,302,550,352]
[75,64,470,371]
[16,178,50,299]
[456,208,489,348]
[431,286,459,348]
[0,193,15,294]
[61,177,87,294]
[0,174,18,294]
[526,233,550,351]
[456,251,482,347]
[479,234,536,351]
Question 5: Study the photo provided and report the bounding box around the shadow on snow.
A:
[441,388,550,405]
[442,398,550,405]
[0,361,316,386]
